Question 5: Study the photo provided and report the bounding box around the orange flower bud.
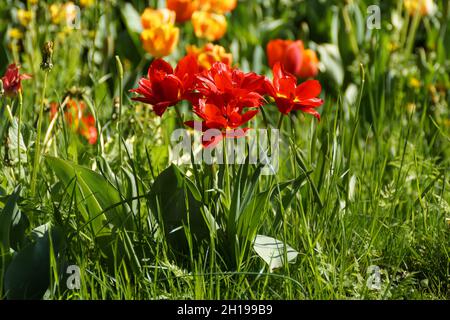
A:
[140,24,180,57]
[141,8,176,29]
[167,0,198,23]
[191,11,227,41]
[187,43,232,71]
[297,49,319,79]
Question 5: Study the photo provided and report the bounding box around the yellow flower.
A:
[80,0,94,7]
[29,0,38,4]
[191,11,227,41]
[8,28,24,40]
[409,77,421,89]
[140,24,179,57]
[404,0,436,16]
[198,0,237,13]
[17,9,33,26]
[186,43,232,70]
[50,2,78,25]
[141,8,176,30]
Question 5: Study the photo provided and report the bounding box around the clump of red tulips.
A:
[131,54,324,147]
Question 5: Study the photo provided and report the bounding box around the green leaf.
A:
[4,223,64,300]
[253,235,299,272]
[149,164,215,253]
[46,156,133,236]
[0,186,21,252]
[317,43,344,87]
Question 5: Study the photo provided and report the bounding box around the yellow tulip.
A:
[191,11,227,41]
[186,43,232,70]
[141,8,176,29]
[198,0,237,13]
[140,24,179,57]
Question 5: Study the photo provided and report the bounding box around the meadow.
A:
[0,0,449,300]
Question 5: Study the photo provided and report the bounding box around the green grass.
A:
[0,0,449,300]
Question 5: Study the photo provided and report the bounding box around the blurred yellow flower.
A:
[404,0,436,16]
[8,28,24,40]
[80,0,94,7]
[187,43,232,70]
[191,11,227,41]
[141,8,176,29]
[29,0,38,4]
[409,78,421,89]
[198,0,237,13]
[17,9,33,26]
[140,24,179,57]
[50,2,78,25]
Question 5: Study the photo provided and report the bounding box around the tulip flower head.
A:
[140,24,180,57]
[267,39,320,79]
[266,62,324,119]
[186,43,232,71]
[1,64,31,97]
[130,55,199,116]
[141,8,176,29]
[186,62,267,147]
[167,0,199,23]
[191,11,227,41]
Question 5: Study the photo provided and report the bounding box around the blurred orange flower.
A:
[404,0,436,16]
[198,0,237,13]
[50,99,98,145]
[297,49,319,78]
[186,43,232,71]
[267,39,319,78]
[140,24,180,57]
[167,0,198,23]
[191,11,227,41]
[141,8,176,29]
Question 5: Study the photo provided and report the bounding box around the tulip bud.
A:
[40,41,54,71]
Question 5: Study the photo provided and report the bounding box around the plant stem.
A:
[31,71,48,197]
[18,91,23,181]
[277,113,284,130]
[115,56,124,167]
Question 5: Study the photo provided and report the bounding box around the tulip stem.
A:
[277,114,284,130]
[18,90,23,181]
[31,71,48,197]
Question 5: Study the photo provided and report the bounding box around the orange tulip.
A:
[404,0,436,16]
[267,39,303,76]
[198,0,237,13]
[186,43,232,70]
[191,11,227,41]
[141,8,176,29]
[297,49,319,79]
[167,0,198,23]
[140,24,179,57]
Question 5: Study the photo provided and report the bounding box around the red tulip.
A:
[186,62,266,147]
[130,55,199,116]
[266,62,324,119]
[1,64,31,97]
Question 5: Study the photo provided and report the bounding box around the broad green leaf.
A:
[253,235,299,272]
[149,164,215,253]
[0,186,21,252]
[46,156,133,236]
[4,223,63,300]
